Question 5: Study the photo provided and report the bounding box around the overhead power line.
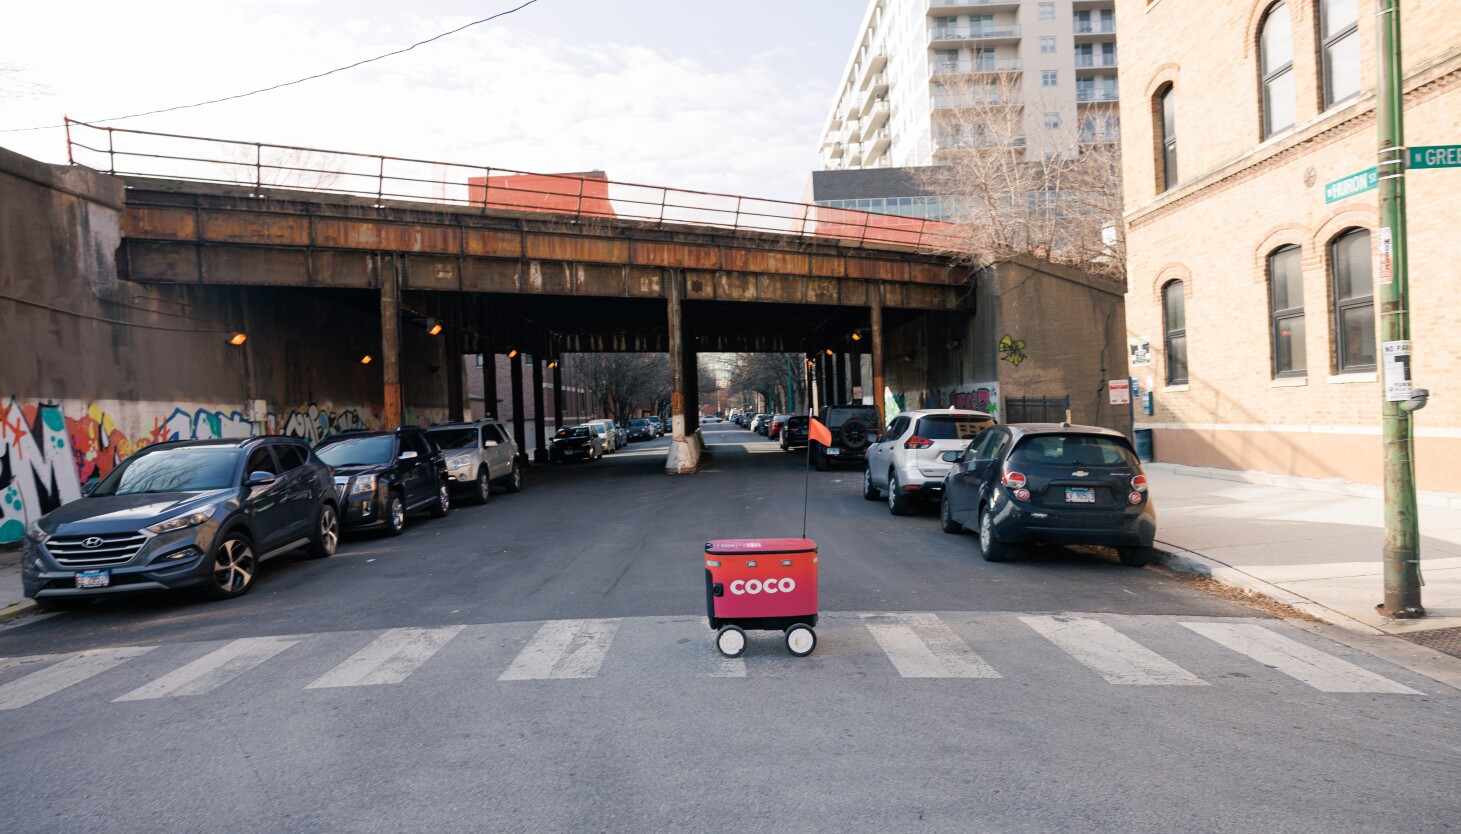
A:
[0,0,540,134]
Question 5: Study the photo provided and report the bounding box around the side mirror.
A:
[81,480,99,496]
[940,450,962,463]
[246,471,277,486]
[398,450,419,461]
[483,440,498,447]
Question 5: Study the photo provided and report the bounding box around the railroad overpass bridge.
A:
[70,125,976,471]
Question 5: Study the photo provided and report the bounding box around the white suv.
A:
[862,409,996,515]
[426,420,523,504]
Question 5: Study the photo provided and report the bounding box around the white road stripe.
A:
[500,619,621,681]
[0,647,154,710]
[1021,615,1207,686]
[114,636,299,701]
[1182,622,1420,694]
[305,626,465,689]
[862,613,1000,678]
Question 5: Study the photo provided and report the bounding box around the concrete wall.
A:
[0,146,446,543]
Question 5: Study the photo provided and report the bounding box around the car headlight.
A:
[146,510,212,535]
[448,453,474,470]
[350,474,377,495]
[25,518,47,542]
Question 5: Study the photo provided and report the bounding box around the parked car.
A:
[588,419,621,452]
[780,416,810,451]
[315,427,451,537]
[426,419,522,504]
[549,424,607,462]
[809,403,881,471]
[938,423,1157,566]
[767,414,791,439]
[648,416,665,437]
[752,414,771,435]
[628,418,655,441]
[863,409,997,515]
[22,437,340,608]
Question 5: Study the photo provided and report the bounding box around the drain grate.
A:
[1398,626,1461,659]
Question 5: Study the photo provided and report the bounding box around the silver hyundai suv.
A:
[862,409,997,515]
[426,420,523,504]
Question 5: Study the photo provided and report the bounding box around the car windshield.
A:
[630,419,649,427]
[95,447,241,495]
[561,427,591,439]
[1009,434,1139,468]
[825,408,877,429]
[427,428,477,450]
[315,436,395,467]
[916,415,994,440]
[786,417,808,428]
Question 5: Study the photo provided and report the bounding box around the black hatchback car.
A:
[938,423,1157,566]
[314,427,450,536]
[23,437,340,609]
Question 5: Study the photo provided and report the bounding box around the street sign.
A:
[1108,378,1130,405]
[1324,167,1378,203]
[1383,341,1412,402]
[1408,144,1461,169]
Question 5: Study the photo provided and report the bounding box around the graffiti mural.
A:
[913,383,1000,418]
[0,398,377,544]
[998,335,1027,366]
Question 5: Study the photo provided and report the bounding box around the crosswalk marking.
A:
[862,613,1000,679]
[114,636,300,701]
[1021,615,1207,686]
[0,646,154,710]
[306,626,465,689]
[500,619,620,681]
[1182,622,1420,694]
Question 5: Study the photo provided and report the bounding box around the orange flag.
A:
[808,416,832,448]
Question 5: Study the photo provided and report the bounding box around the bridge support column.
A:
[870,284,886,429]
[835,351,847,405]
[665,269,700,473]
[380,254,403,428]
[532,355,547,463]
[684,335,699,435]
[445,310,464,422]
[510,351,527,465]
[480,341,498,419]
[850,339,863,404]
[553,359,564,435]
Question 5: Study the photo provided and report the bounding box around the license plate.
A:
[825,448,841,456]
[75,570,110,589]
[1065,487,1096,504]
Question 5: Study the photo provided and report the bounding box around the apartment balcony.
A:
[930,58,1022,76]
[1073,19,1118,37]
[929,24,1022,45]
[858,51,888,90]
[933,94,1022,110]
[1078,131,1121,145]
[934,135,1026,152]
[865,71,890,97]
[846,143,865,167]
[1076,88,1120,103]
[1074,53,1118,69]
[928,0,1021,9]
[829,141,845,159]
[865,127,892,157]
[861,98,891,132]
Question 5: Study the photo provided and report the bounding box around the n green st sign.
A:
[1408,144,1461,169]
[1324,167,1378,204]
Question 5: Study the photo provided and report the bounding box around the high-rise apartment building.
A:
[816,0,1118,184]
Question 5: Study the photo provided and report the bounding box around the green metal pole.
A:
[1376,0,1423,618]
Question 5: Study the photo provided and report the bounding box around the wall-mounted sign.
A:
[1128,337,1151,367]
[1109,378,1131,406]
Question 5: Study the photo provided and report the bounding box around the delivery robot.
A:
[704,538,818,657]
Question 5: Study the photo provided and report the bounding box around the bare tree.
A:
[573,354,671,424]
[915,69,1124,280]
[724,353,806,414]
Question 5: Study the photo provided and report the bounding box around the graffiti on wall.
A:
[0,398,375,544]
[915,383,1000,417]
[998,335,1027,366]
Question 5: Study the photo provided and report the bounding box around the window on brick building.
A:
[1331,228,1376,372]
[1163,281,1188,385]
[1157,85,1177,191]
[1260,3,1295,138]
[1321,0,1361,107]
[1268,245,1306,376]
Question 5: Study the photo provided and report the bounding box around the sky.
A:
[0,0,866,202]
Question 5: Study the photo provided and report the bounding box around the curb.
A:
[1153,541,1388,636]
[0,599,37,621]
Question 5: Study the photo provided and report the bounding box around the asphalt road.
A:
[1,423,1457,833]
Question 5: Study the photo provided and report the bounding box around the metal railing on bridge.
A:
[64,119,964,252]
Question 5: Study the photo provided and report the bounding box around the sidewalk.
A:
[1147,463,1461,636]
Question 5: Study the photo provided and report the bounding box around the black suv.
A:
[315,427,450,536]
[22,437,340,609]
[810,404,881,471]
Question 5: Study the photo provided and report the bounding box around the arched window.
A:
[1268,245,1305,376]
[1320,0,1361,107]
[1260,3,1295,138]
[1162,281,1188,384]
[1331,228,1376,372]
[1157,85,1177,191]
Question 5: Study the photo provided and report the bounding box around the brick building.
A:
[1117,0,1461,492]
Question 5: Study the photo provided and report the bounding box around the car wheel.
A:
[812,448,828,472]
[785,624,817,657]
[205,533,257,600]
[862,467,881,501]
[503,463,522,493]
[429,483,451,518]
[306,502,340,558]
[35,597,93,611]
[716,625,747,658]
[887,472,912,516]
[472,469,491,505]
[384,492,406,537]
[978,503,1012,562]
[1118,546,1157,568]
[939,492,964,534]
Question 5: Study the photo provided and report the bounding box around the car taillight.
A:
[1131,474,1148,493]
[1129,492,1143,504]
[904,435,934,449]
[1002,470,1026,489]
[1014,488,1031,502]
